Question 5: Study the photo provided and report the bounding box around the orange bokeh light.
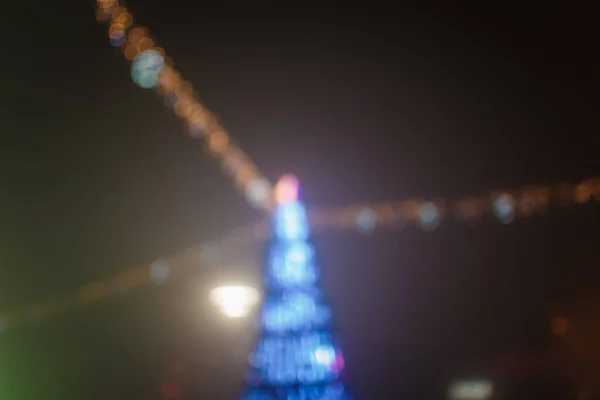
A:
[235,163,258,188]
[108,23,125,36]
[573,183,592,204]
[112,8,133,29]
[123,44,138,61]
[175,80,194,97]
[127,26,147,46]
[110,6,127,21]
[400,199,421,220]
[174,96,193,118]
[208,130,229,154]
[552,316,569,336]
[136,37,155,53]
[186,106,211,132]
[97,0,117,10]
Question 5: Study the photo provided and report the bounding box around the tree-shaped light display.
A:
[241,175,351,400]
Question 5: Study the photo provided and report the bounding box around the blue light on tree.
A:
[131,49,164,89]
[241,175,351,400]
[268,242,318,288]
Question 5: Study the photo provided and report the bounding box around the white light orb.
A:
[449,380,493,400]
[210,285,261,318]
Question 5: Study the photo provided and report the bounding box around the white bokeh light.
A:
[210,285,261,318]
[449,380,493,400]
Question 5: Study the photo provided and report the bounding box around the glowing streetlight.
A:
[209,285,261,318]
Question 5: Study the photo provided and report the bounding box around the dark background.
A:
[0,1,599,398]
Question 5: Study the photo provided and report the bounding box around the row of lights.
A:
[95,0,274,211]
[1,177,597,331]
[0,241,213,332]
[94,2,600,230]
[0,213,263,332]
[309,177,600,234]
[0,260,172,332]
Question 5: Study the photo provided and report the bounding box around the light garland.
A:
[93,2,600,226]
[4,1,589,334]
[1,177,597,332]
[0,226,260,332]
[95,0,274,210]
[308,177,600,234]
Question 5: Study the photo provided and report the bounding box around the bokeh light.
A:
[109,28,126,47]
[210,285,261,318]
[208,130,229,154]
[449,380,493,400]
[246,332,345,386]
[127,26,148,46]
[150,261,170,285]
[245,178,272,209]
[418,201,441,231]
[269,241,317,288]
[493,193,516,224]
[552,316,569,336]
[111,8,133,29]
[274,201,310,241]
[355,207,376,234]
[274,174,299,204]
[131,49,165,89]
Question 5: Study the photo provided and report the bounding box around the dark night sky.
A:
[0,1,599,399]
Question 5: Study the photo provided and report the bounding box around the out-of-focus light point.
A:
[355,207,377,234]
[574,183,592,204]
[493,193,515,224]
[449,380,493,400]
[131,49,165,89]
[208,130,229,154]
[246,178,272,209]
[314,345,336,366]
[109,29,126,47]
[210,285,261,318]
[418,201,440,231]
[275,175,299,204]
[97,0,118,11]
[127,26,148,45]
[552,316,569,336]
[113,10,133,29]
[150,261,170,285]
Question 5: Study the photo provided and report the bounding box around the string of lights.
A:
[0,225,262,333]
[95,0,274,210]
[308,177,600,234]
[1,177,597,332]
[93,2,600,227]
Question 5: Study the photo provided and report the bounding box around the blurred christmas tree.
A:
[241,175,351,400]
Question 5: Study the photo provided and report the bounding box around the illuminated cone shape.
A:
[241,176,351,400]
